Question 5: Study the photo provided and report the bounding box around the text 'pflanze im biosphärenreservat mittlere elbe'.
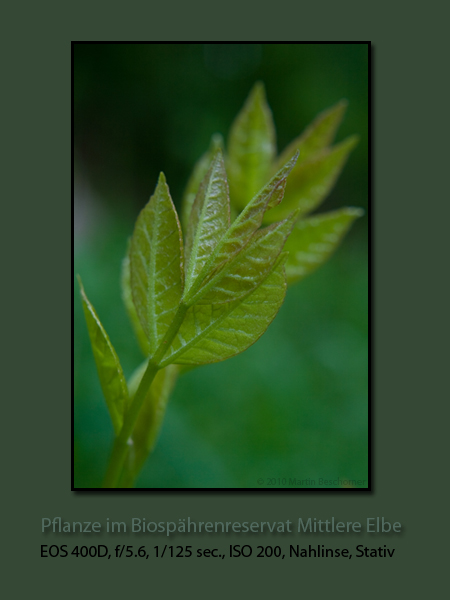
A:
[42,517,401,535]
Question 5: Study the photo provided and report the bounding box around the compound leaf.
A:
[78,277,128,435]
[129,173,184,356]
[161,253,287,366]
[266,136,359,222]
[183,153,298,305]
[194,211,298,305]
[284,208,363,285]
[184,149,230,294]
[227,82,276,210]
[274,100,348,171]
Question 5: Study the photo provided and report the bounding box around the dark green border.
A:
[5,19,446,596]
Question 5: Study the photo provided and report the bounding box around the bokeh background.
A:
[74,43,369,489]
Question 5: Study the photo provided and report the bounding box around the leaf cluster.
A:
[184,83,363,284]
[78,83,363,484]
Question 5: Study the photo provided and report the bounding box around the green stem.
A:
[102,359,158,488]
[102,303,188,488]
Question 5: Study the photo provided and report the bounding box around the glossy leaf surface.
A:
[195,212,298,305]
[284,208,363,284]
[161,254,287,366]
[181,134,223,234]
[184,153,298,305]
[184,150,230,294]
[227,82,276,210]
[79,278,128,435]
[129,173,184,355]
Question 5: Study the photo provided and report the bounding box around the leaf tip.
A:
[336,98,349,111]
[343,134,360,151]
[346,207,365,219]
[289,207,301,224]
[210,132,224,151]
[320,98,349,129]
[251,80,266,99]
[245,81,271,115]
[288,149,300,169]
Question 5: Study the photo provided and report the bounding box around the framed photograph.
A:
[73,42,369,490]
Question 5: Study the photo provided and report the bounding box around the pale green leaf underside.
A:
[227,82,276,210]
[161,254,287,366]
[130,173,184,355]
[79,278,128,435]
[266,136,359,222]
[274,100,348,172]
[121,249,151,356]
[284,208,363,285]
[194,212,297,305]
[183,153,298,305]
[184,150,230,294]
[181,134,223,235]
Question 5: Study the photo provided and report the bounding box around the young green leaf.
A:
[274,100,348,172]
[192,211,298,306]
[181,133,224,234]
[266,136,359,222]
[227,82,276,210]
[183,153,298,306]
[184,149,230,294]
[78,277,128,435]
[121,247,151,356]
[284,207,363,285]
[129,173,184,356]
[160,253,288,366]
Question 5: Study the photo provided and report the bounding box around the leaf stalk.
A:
[102,302,188,488]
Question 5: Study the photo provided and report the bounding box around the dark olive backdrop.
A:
[74,43,368,488]
[5,9,447,596]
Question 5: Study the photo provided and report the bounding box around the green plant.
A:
[78,83,363,489]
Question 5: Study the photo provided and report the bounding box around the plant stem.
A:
[102,359,158,488]
[102,302,188,488]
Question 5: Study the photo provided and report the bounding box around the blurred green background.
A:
[74,43,369,489]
